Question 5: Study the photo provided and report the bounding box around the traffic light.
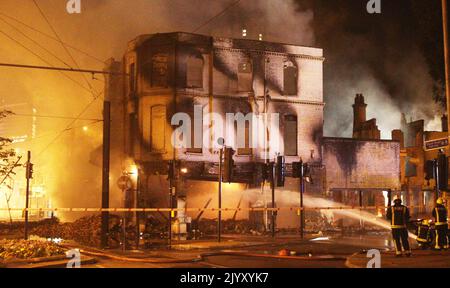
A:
[292,162,302,178]
[437,153,448,191]
[261,163,274,182]
[276,156,285,187]
[223,147,235,183]
[167,161,174,182]
[302,163,312,183]
[261,163,269,181]
[425,160,435,181]
[26,162,33,179]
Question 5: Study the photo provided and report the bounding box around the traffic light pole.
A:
[299,170,305,240]
[24,151,31,240]
[101,101,111,249]
[434,159,440,201]
[168,160,174,247]
[218,148,223,243]
[442,0,450,134]
[270,162,276,238]
[135,169,140,249]
[297,161,306,239]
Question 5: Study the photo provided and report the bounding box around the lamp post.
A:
[442,0,450,135]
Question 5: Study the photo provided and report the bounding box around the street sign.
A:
[117,175,132,190]
[424,137,449,151]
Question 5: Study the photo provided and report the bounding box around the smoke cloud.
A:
[0,0,444,219]
[293,0,446,138]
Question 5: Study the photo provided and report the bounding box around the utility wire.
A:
[12,113,102,121]
[18,120,103,144]
[0,13,105,64]
[5,121,101,146]
[0,16,72,68]
[0,62,125,76]
[36,94,102,158]
[32,0,98,97]
[192,0,241,33]
[0,28,94,95]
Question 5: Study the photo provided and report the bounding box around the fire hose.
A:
[62,241,347,264]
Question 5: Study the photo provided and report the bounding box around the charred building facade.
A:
[105,32,401,232]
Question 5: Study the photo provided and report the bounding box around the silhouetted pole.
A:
[135,169,140,249]
[270,162,276,238]
[24,151,31,240]
[299,161,305,239]
[101,101,111,248]
[168,161,174,247]
[218,148,223,243]
[359,190,364,232]
[442,0,450,133]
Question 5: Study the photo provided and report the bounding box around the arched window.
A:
[283,61,297,95]
[151,54,168,88]
[186,56,204,88]
[238,60,253,92]
[151,105,166,152]
[186,105,203,154]
[284,115,298,156]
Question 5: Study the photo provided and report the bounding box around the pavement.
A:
[6,233,450,268]
[62,234,389,268]
[2,254,97,268]
[346,249,450,268]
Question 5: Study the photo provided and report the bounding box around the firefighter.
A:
[386,197,411,257]
[432,198,448,250]
[416,219,432,249]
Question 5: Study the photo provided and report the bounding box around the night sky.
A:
[0,0,448,139]
[292,0,448,137]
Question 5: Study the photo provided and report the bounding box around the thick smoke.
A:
[0,0,314,219]
[294,0,446,138]
[0,0,444,219]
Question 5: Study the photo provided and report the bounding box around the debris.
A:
[0,239,65,260]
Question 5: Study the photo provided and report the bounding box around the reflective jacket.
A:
[416,223,431,243]
[386,205,410,229]
[432,205,448,226]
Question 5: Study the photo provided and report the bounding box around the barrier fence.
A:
[0,205,428,213]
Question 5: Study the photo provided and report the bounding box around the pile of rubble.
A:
[29,214,122,248]
[304,213,336,233]
[0,239,65,260]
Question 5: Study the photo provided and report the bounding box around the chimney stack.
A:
[353,93,367,136]
[442,114,448,132]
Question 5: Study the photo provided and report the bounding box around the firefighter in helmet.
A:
[432,197,448,250]
[386,196,411,257]
[416,219,432,249]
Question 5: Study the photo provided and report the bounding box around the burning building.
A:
[104,32,400,232]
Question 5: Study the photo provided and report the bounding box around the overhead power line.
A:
[0,29,93,94]
[0,17,72,68]
[12,113,102,121]
[32,0,97,96]
[36,94,102,158]
[0,62,126,76]
[192,0,241,33]
[0,13,105,64]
